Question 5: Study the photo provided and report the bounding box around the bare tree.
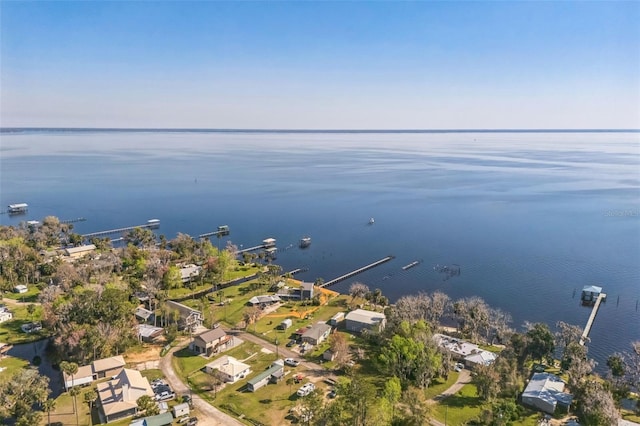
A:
[349,282,370,301]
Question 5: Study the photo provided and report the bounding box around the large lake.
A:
[1,129,639,369]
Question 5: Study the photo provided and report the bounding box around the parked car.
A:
[186,417,198,426]
[284,358,299,367]
[328,388,337,398]
[155,391,174,401]
[286,340,296,347]
[297,383,316,397]
[454,363,464,372]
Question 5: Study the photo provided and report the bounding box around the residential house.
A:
[190,327,231,356]
[97,368,154,422]
[247,295,282,307]
[204,355,251,383]
[180,264,202,283]
[301,322,332,346]
[64,244,96,260]
[521,372,573,414]
[134,412,174,426]
[300,282,314,300]
[345,309,386,333]
[93,355,126,379]
[246,360,284,392]
[433,334,497,369]
[63,364,94,391]
[166,300,203,331]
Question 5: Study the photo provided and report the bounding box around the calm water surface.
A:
[1,129,639,369]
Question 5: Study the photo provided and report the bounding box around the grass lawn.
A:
[43,386,100,426]
[0,303,46,344]
[0,356,29,382]
[424,372,460,400]
[432,383,484,425]
[2,286,41,303]
[140,368,164,381]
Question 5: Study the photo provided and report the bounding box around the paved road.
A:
[158,342,244,426]
[428,369,472,426]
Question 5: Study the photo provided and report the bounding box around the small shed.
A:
[172,402,190,419]
[142,412,174,426]
[329,312,345,326]
[13,285,28,294]
[280,318,293,330]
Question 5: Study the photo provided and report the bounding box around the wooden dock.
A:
[320,255,395,288]
[580,293,607,346]
[81,220,159,239]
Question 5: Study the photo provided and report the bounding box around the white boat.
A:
[368,217,375,225]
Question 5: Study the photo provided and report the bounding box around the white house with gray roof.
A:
[521,372,573,414]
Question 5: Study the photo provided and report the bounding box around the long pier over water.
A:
[82,219,160,239]
[580,293,607,346]
[320,255,395,288]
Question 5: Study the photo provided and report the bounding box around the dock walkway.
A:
[580,293,606,346]
[320,255,395,288]
[81,220,159,239]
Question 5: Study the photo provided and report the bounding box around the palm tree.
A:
[69,386,81,426]
[43,398,56,426]
[84,388,98,425]
[60,361,78,392]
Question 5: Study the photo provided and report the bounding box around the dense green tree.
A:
[526,323,555,363]
[0,369,50,424]
[137,394,160,416]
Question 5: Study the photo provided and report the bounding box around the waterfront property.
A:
[97,368,154,422]
[166,300,204,331]
[246,359,284,392]
[275,282,314,300]
[521,372,573,414]
[345,309,387,333]
[433,334,497,369]
[63,364,94,390]
[190,327,232,356]
[204,355,251,383]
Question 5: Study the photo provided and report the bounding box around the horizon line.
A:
[2,127,639,133]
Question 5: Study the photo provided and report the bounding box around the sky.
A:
[1,1,639,129]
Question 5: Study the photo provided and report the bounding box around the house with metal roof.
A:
[136,324,164,343]
[247,295,282,306]
[345,309,386,333]
[521,372,573,414]
[64,244,96,260]
[246,360,284,392]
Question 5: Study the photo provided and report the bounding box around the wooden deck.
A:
[580,293,606,346]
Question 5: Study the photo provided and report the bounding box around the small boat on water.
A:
[368,217,375,225]
[402,261,420,270]
[299,237,311,248]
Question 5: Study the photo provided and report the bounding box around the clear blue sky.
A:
[1,1,638,129]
